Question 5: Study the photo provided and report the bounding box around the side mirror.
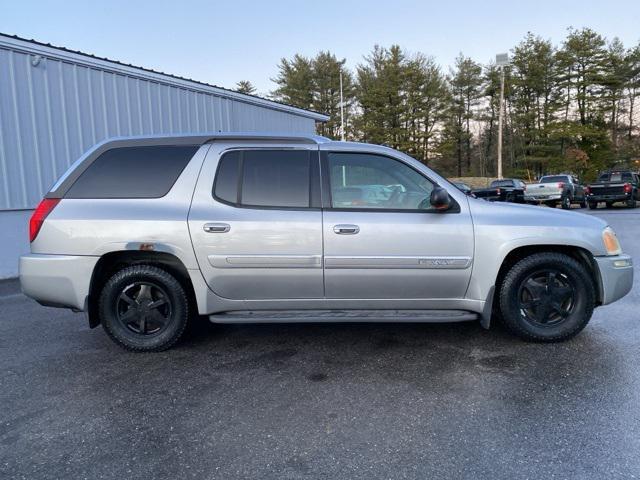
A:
[430,187,451,211]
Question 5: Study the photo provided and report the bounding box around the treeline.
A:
[265,28,640,180]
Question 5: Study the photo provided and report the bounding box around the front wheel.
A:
[99,265,190,351]
[498,252,595,342]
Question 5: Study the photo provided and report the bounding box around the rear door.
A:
[189,142,324,300]
[320,147,474,299]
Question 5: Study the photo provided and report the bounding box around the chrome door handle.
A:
[203,223,230,233]
[333,224,360,235]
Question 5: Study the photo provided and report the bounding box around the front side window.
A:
[327,152,434,210]
[214,150,311,208]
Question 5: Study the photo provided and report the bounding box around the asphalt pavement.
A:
[1,207,639,479]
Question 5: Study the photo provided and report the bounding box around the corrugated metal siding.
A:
[0,45,317,210]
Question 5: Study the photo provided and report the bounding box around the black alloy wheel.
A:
[517,270,576,327]
[116,282,172,335]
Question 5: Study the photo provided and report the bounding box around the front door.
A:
[189,143,324,300]
[321,150,474,299]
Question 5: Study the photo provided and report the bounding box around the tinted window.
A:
[491,180,515,187]
[328,152,434,210]
[539,175,569,183]
[213,151,240,203]
[65,145,198,198]
[213,150,311,208]
[597,172,633,182]
[242,151,310,207]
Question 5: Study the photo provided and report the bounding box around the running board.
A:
[208,310,478,324]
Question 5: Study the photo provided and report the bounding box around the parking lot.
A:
[1,207,638,479]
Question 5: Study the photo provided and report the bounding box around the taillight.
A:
[623,183,632,193]
[557,182,565,188]
[585,185,591,195]
[496,188,501,195]
[29,198,60,242]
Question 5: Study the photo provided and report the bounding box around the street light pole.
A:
[496,53,509,180]
[339,68,345,141]
[497,66,505,180]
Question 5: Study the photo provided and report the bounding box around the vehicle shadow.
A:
[176,315,625,395]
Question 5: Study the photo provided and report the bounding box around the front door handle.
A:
[333,224,360,235]
[204,223,230,233]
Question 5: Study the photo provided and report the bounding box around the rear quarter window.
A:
[64,145,198,199]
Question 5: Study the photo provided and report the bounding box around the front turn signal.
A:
[602,226,622,256]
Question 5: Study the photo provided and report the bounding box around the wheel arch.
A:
[87,250,198,328]
[480,243,602,329]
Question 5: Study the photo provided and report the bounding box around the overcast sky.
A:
[2,0,639,96]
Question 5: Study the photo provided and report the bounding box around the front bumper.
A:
[19,254,99,310]
[594,254,634,305]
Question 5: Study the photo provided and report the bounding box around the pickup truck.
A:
[524,174,586,209]
[472,179,526,203]
[452,182,475,197]
[585,170,639,209]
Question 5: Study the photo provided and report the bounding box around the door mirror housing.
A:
[430,187,451,211]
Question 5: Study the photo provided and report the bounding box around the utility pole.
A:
[339,68,345,141]
[496,53,509,180]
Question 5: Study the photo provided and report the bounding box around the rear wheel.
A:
[99,265,189,352]
[588,201,598,209]
[627,195,636,208]
[498,252,595,342]
[561,195,571,210]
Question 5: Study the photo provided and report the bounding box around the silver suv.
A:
[20,134,634,351]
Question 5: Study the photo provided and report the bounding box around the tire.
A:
[627,195,636,208]
[561,195,571,210]
[588,201,598,209]
[99,265,190,352]
[498,252,595,342]
[505,193,515,203]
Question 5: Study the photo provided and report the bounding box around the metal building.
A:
[0,33,328,278]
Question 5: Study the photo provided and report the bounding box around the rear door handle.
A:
[333,224,360,235]
[204,223,230,233]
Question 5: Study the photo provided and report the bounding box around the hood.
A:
[468,198,608,229]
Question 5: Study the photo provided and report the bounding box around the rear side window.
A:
[214,150,312,208]
[65,145,198,199]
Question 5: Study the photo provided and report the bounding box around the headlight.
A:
[602,226,622,256]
